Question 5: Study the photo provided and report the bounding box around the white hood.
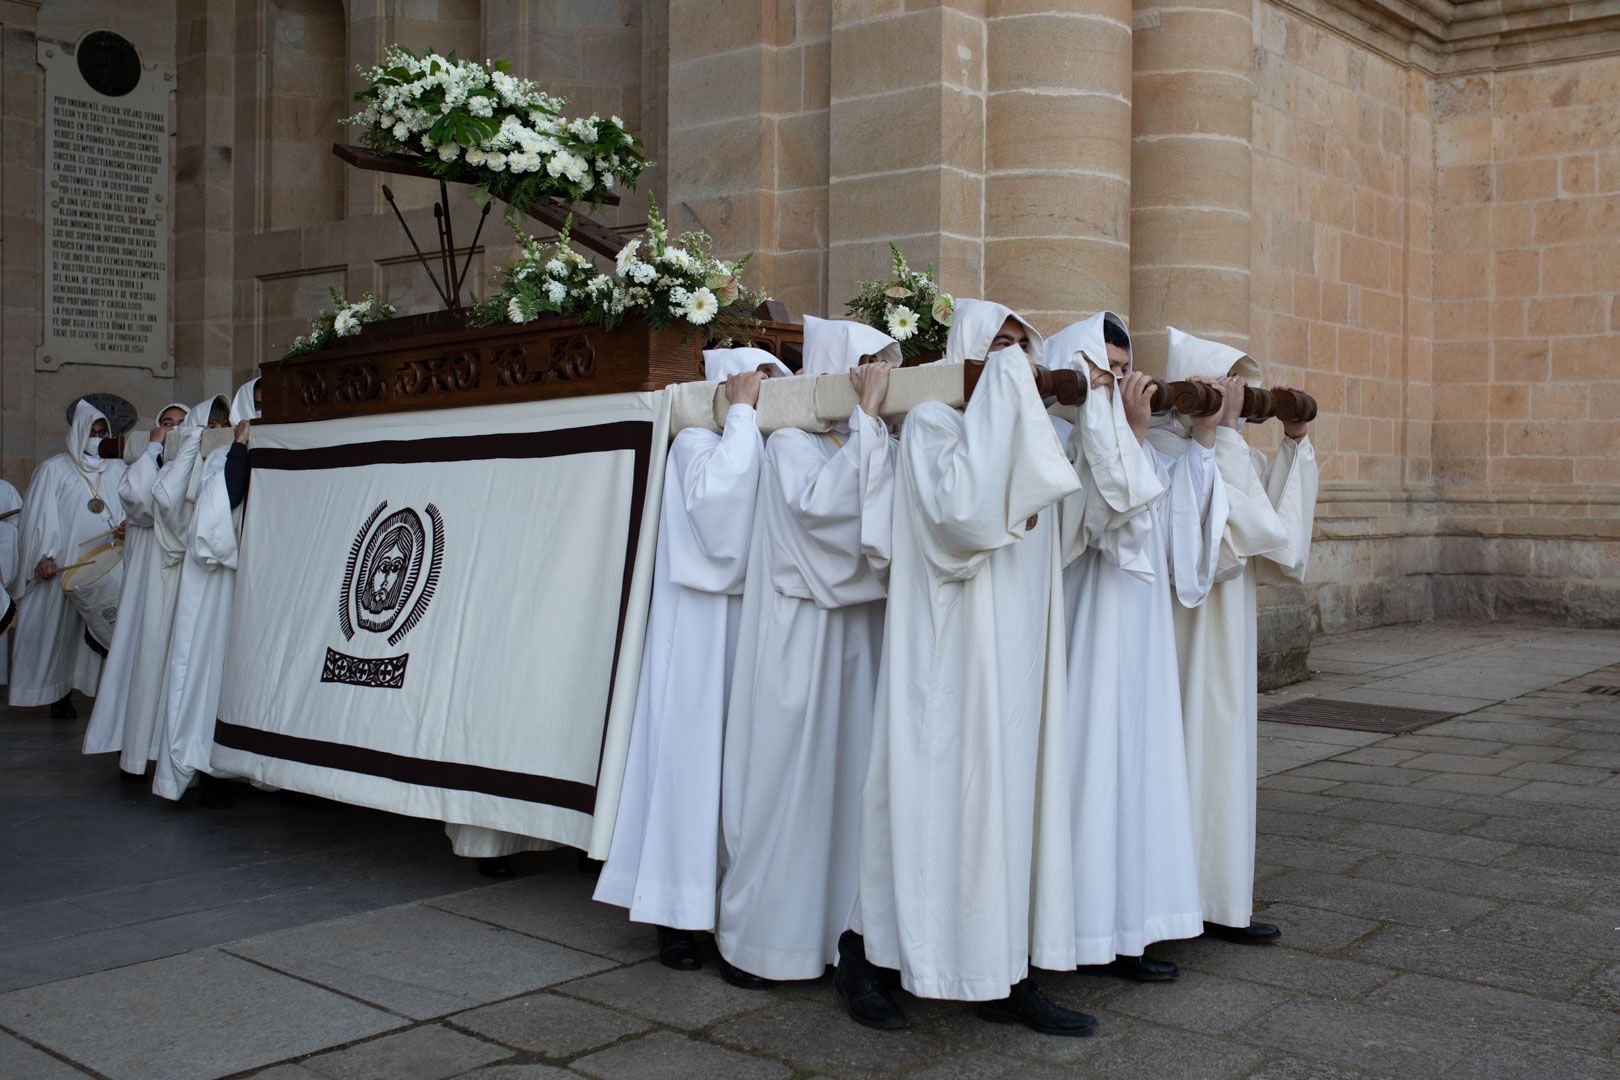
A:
[800,314,901,376]
[228,378,261,424]
[1044,310,1130,376]
[941,298,1045,368]
[1165,326,1261,385]
[701,346,792,382]
[67,399,109,475]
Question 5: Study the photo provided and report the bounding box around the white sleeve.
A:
[766,420,890,606]
[1166,440,1229,608]
[190,451,239,571]
[117,448,161,528]
[1258,434,1319,583]
[667,407,763,593]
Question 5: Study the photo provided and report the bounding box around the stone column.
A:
[174,0,236,394]
[827,1,986,310]
[666,0,829,317]
[1129,0,1254,374]
[984,2,1132,332]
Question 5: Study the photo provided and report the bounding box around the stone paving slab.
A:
[227,904,617,1020]
[299,1024,512,1080]
[0,950,407,1080]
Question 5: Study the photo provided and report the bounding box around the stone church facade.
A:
[3,0,1617,665]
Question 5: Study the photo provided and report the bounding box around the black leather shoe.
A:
[197,774,233,810]
[119,767,146,783]
[476,856,515,879]
[1082,955,1179,982]
[977,978,1097,1037]
[1205,920,1281,945]
[833,933,908,1030]
[49,693,77,720]
[718,955,774,990]
[657,926,702,971]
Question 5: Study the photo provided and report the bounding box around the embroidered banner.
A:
[214,392,669,854]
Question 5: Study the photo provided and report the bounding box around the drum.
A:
[61,541,124,650]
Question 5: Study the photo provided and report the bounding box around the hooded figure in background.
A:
[1145,327,1318,945]
[152,382,257,806]
[845,299,1092,1036]
[10,400,128,713]
[594,345,789,967]
[716,316,897,989]
[1,479,22,686]
[83,400,199,773]
[1033,312,1226,984]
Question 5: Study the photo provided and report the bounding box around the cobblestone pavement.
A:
[2,620,1618,1079]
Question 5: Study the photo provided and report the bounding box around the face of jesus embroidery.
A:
[353,508,426,634]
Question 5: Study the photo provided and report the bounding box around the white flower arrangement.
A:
[472,216,598,327]
[593,196,768,339]
[344,45,647,210]
[475,197,772,344]
[844,243,955,359]
[282,289,398,360]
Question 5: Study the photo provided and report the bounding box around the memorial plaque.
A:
[36,31,173,374]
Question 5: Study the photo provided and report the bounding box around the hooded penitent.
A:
[801,315,902,376]
[1158,327,1263,435]
[941,299,1044,369]
[1048,312,1163,576]
[68,399,110,477]
[702,346,792,381]
[229,379,261,425]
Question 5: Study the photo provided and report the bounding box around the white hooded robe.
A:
[83,401,200,769]
[1036,312,1228,967]
[9,401,128,706]
[594,346,788,927]
[0,480,22,686]
[854,300,1081,1002]
[1145,327,1318,929]
[716,317,898,981]
[152,383,256,799]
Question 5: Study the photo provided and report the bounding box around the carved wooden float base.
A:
[259,314,805,424]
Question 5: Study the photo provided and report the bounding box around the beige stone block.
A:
[1431,251,1487,302]
[1490,299,1526,339]
[1435,299,1489,342]
[803,38,831,109]
[989,11,1129,94]
[1131,72,1251,142]
[1135,7,1251,80]
[670,47,766,124]
[985,172,1126,244]
[830,167,942,241]
[1505,420,1607,460]
[832,0,906,25]
[1491,250,1540,298]
[676,192,769,258]
[1491,456,1574,487]
[1436,114,1490,166]
[936,233,985,301]
[1434,204,1489,252]
[1599,149,1620,195]
[1492,340,1550,382]
[985,236,1129,317]
[1338,233,1390,291]
[1513,105,1620,159]
[1530,382,1589,421]
[775,110,829,192]
[830,85,941,177]
[1437,164,1492,206]
[760,248,825,320]
[1493,159,1553,203]
[1132,137,1250,212]
[668,0,765,63]
[667,116,770,197]
[1528,295,1607,337]
[1130,263,1249,339]
[1357,288,1401,332]
[1497,68,1580,114]
[1491,203,1534,247]
[986,91,1129,174]
[832,7,943,98]
[1541,242,1620,296]
[1290,274,1321,320]
[1547,337,1610,382]
[774,186,829,252]
[1559,153,1598,197]
[1130,206,1247,271]
[1298,174,1354,233]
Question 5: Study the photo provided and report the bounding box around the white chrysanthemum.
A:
[486,151,507,171]
[333,311,359,336]
[544,258,566,277]
[465,147,488,166]
[683,287,718,325]
[468,95,494,118]
[668,286,691,307]
[437,142,461,162]
[391,121,410,140]
[629,262,658,285]
[615,241,640,275]
[660,246,694,270]
[886,304,918,341]
[545,280,568,304]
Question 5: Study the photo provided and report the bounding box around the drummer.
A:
[10,400,129,718]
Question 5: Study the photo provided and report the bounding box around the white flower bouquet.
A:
[282,289,398,360]
[593,196,769,340]
[343,45,648,210]
[843,243,954,359]
[473,217,598,327]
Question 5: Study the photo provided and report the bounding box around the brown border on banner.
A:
[214,721,597,812]
[232,417,654,814]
